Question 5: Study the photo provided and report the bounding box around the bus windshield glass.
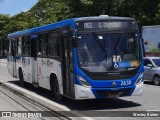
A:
[77,32,141,72]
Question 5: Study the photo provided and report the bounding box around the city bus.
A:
[7,16,144,101]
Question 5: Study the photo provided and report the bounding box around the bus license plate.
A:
[108,93,119,98]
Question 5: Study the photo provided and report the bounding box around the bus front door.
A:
[11,40,17,77]
[31,35,38,86]
[62,37,75,98]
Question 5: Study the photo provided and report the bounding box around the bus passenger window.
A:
[8,40,12,54]
[22,36,30,56]
[48,32,60,57]
[39,34,48,56]
[17,37,22,55]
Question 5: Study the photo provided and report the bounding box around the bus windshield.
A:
[77,32,141,72]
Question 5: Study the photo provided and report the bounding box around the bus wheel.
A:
[19,69,25,87]
[51,76,63,101]
[153,75,160,86]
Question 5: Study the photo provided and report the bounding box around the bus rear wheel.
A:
[19,69,25,87]
[50,76,63,101]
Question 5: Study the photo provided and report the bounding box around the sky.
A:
[0,0,38,16]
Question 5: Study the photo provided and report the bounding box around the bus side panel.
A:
[15,56,23,78]
[37,58,63,94]
[22,57,32,83]
[31,57,38,84]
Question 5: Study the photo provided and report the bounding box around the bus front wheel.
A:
[50,75,63,101]
[19,69,25,87]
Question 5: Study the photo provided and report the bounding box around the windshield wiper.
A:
[92,32,108,63]
[113,31,126,64]
[114,31,126,51]
[92,32,106,52]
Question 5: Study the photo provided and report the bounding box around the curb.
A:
[0,80,92,120]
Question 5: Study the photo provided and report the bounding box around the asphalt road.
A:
[0,59,160,120]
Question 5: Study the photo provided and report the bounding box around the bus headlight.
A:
[77,75,91,88]
[135,73,143,85]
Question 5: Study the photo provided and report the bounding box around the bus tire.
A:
[19,69,25,87]
[153,75,160,86]
[50,75,63,101]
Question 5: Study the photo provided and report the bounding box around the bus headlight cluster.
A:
[135,73,143,85]
[77,75,91,88]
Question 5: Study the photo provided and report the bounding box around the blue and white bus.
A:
[7,16,144,101]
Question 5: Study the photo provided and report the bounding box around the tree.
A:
[0,14,10,57]
[114,0,160,27]
[27,0,70,28]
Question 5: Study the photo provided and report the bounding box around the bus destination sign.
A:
[76,21,137,30]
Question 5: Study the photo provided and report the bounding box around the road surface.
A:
[0,59,160,120]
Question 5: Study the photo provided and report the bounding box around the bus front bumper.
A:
[74,82,143,100]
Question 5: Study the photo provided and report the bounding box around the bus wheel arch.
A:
[50,73,63,101]
[19,67,25,87]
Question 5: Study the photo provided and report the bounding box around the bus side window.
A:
[16,38,18,55]
[38,34,42,56]
[8,39,12,54]
[48,32,60,57]
[39,34,48,56]
[22,36,30,56]
[18,37,22,55]
[11,38,16,56]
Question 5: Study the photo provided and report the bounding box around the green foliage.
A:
[67,0,160,27]
[1,0,160,44]
[0,14,10,41]
[114,0,160,27]
[4,12,29,33]
[0,14,10,51]
[27,0,70,28]
[0,0,71,49]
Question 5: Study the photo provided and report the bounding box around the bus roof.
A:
[8,19,76,38]
[76,16,135,21]
[8,16,135,38]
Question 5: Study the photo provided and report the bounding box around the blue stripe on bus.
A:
[8,19,76,37]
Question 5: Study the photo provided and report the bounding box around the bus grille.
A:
[95,88,133,98]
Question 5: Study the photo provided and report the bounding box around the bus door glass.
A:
[62,36,74,97]
[12,39,17,77]
[7,39,16,77]
[31,35,38,85]
[22,36,32,83]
